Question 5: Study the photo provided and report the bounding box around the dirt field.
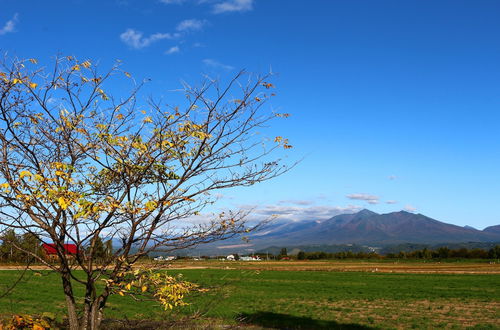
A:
[1,260,499,274]
[160,259,500,274]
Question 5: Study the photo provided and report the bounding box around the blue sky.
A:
[1,0,500,228]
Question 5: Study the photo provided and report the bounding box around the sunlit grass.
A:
[0,267,498,328]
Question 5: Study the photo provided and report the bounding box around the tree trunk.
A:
[61,271,80,330]
[82,283,109,330]
[89,298,104,330]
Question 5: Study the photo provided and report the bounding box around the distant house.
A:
[240,256,261,261]
[226,254,235,261]
[42,243,78,260]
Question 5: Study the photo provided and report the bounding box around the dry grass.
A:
[160,259,500,274]
[2,259,499,274]
[293,298,500,329]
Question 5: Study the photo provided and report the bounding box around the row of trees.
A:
[0,230,113,263]
[0,229,40,263]
[386,246,500,259]
[290,245,500,260]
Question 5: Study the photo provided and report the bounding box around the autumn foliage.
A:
[0,56,291,329]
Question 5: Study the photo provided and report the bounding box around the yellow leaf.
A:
[124,72,131,78]
[143,116,153,124]
[0,183,10,192]
[116,113,124,120]
[125,283,132,290]
[20,170,32,179]
[81,61,91,68]
[118,291,125,296]
[12,78,22,84]
[58,197,69,210]
[72,64,81,71]
[29,82,38,89]
[29,58,38,64]
[145,200,157,211]
[141,285,147,292]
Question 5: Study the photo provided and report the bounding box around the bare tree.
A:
[0,56,292,329]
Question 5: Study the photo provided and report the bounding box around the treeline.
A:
[295,245,500,260]
[0,230,41,263]
[0,229,113,263]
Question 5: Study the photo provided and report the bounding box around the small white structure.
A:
[153,256,176,261]
[240,256,261,261]
[226,254,235,261]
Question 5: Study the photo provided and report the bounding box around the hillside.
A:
[193,209,500,254]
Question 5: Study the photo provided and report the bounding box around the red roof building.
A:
[42,243,78,256]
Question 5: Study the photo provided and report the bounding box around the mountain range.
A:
[194,209,500,254]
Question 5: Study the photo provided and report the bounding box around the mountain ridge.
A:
[196,209,500,254]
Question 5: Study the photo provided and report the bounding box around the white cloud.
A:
[388,175,397,180]
[159,0,254,15]
[213,0,253,14]
[386,200,398,204]
[159,0,186,4]
[176,19,207,32]
[346,193,379,205]
[202,58,234,70]
[246,204,363,222]
[120,28,177,49]
[165,46,180,54]
[404,205,417,212]
[0,13,18,36]
[159,203,364,229]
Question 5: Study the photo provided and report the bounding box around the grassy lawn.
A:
[0,267,498,329]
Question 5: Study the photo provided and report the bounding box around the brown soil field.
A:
[1,260,499,274]
[158,260,500,274]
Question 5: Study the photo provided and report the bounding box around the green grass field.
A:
[0,267,498,329]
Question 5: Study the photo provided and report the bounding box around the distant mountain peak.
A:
[483,225,500,234]
[356,209,378,216]
[200,209,500,254]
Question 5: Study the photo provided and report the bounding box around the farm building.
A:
[42,243,78,260]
